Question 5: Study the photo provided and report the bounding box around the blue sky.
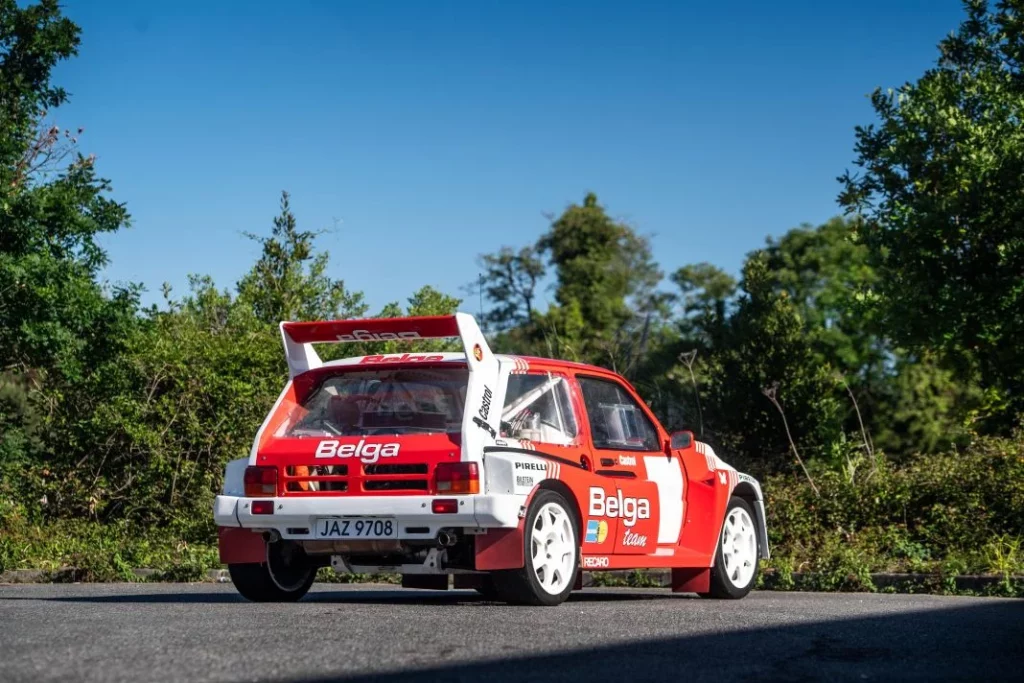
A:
[52,0,967,316]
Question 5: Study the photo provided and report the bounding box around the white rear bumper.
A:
[214,493,524,541]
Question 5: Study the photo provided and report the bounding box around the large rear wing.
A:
[278,312,503,463]
[279,313,491,377]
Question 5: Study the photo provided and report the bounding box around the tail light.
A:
[431,498,458,514]
[251,500,275,515]
[244,466,278,496]
[435,462,479,494]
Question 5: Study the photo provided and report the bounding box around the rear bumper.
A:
[213,493,523,541]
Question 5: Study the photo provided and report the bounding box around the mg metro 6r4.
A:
[213,313,769,606]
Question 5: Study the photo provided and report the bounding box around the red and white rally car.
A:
[214,313,769,605]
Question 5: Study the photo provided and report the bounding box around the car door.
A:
[575,375,677,555]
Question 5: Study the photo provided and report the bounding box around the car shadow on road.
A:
[0,586,698,605]
[276,600,1024,683]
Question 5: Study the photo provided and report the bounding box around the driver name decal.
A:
[315,439,400,463]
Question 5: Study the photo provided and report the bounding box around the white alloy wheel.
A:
[720,506,758,588]
[530,501,576,595]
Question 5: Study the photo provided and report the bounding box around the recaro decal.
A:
[315,439,399,464]
[588,487,650,528]
[582,556,609,568]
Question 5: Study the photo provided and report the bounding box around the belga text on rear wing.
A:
[277,313,504,464]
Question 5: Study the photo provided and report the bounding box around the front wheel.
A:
[491,489,579,606]
[700,496,760,599]
[228,541,317,602]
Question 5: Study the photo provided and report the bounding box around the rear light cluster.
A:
[244,466,277,497]
[434,462,479,494]
[251,500,274,515]
[431,498,459,514]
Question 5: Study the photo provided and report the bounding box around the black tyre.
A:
[228,541,316,602]
[700,496,760,599]
[491,489,579,606]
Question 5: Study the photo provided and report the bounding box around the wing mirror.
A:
[670,430,693,450]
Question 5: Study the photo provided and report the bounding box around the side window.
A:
[578,376,660,451]
[500,372,579,446]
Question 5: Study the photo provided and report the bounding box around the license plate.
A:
[313,517,397,539]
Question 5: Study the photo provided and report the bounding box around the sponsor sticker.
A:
[583,556,610,568]
[515,475,535,488]
[618,455,636,466]
[472,343,484,361]
[622,529,648,548]
[478,385,493,421]
[588,487,651,528]
[585,519,609,544]
[514,461,546,472]
[336,330,422,342]
[315,439,399,464]
[360,354,444,364]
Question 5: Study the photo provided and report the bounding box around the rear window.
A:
[278,367,469,437]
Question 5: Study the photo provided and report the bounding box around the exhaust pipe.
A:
[263,530,281,543]
[436,530,457,547]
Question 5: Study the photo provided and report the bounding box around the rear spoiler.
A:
[279,312,503,464]
[279,313,491,378]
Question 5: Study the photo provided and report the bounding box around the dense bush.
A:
[762,433,1024,588]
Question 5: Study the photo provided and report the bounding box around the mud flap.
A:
[218,527,266,564]
[671,567,710,593]
[473,527,524,571]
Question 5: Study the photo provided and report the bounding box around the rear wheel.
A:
[228,540,317,602]
[491,489,579,606]
[701,496,760,599]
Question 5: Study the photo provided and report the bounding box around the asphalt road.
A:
[0,583,1021,683]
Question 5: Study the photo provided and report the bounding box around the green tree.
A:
[0,0,78,189]
[670,262,737,349]
[237,191,366,324]
[706,252,844,472]
[839,0,1024,426]
[477,246,545,331]
[0,0,142,521]
[534,192,665,374]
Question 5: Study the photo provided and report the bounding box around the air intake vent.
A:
[364,464,428,475]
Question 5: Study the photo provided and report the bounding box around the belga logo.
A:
[315,439,400,463]
[588,487,651,528]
